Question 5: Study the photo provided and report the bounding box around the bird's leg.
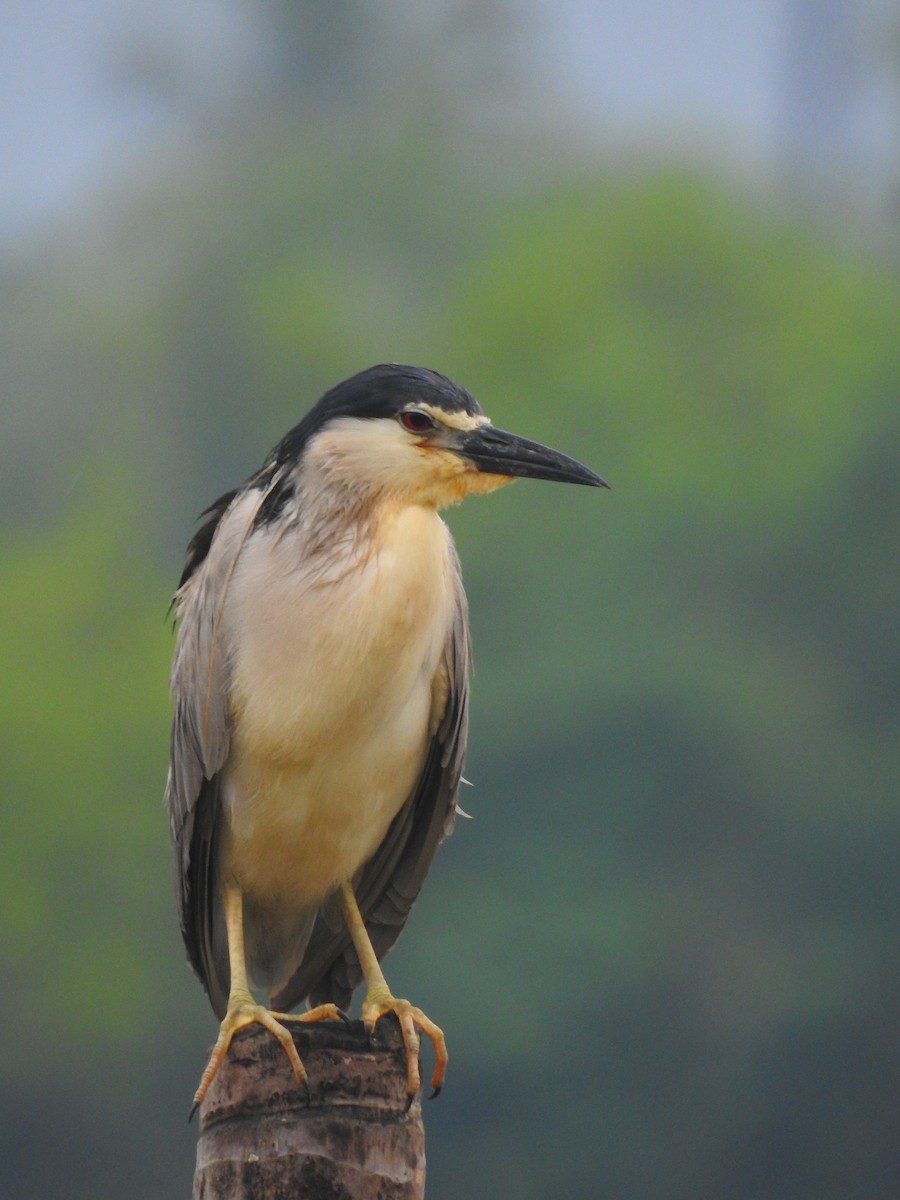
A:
[191,881,343,1113]
[339,881,448,1099]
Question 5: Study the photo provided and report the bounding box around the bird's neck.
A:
[288,468,439,568]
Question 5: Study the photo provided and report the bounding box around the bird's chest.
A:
[227,508,451,746]
[221,507,453,899]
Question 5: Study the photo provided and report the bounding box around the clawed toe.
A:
[192,999,345,1114]
[362,989,448,1099]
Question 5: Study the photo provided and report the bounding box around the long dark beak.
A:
[454,424,608,488]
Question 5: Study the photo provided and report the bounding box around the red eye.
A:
[400,410,436,433]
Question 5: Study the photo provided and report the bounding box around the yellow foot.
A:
[269,1002,347,1026]
[362,986,448,1100]
[191,1001,343,1116]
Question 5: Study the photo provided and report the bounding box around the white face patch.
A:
[302,412,510,509]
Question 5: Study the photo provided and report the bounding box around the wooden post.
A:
[193,1019,426,1199]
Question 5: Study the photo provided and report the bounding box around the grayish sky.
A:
[2,0,896,247]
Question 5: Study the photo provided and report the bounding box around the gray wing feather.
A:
[272,545,471,1013]
[165,482,280,1017]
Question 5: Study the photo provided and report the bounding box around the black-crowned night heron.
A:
[166,364,605,1112]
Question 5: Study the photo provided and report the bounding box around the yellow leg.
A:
[191,881,342,1115]
[340,881,448,1099]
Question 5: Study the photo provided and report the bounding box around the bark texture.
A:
[193,1019,425,1199]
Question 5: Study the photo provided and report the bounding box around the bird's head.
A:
[276,364,607,510]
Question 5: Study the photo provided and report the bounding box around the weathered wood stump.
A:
[193,1019,426,1199]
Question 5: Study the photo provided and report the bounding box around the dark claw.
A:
[188,1101,200,1124]
[427,1086,442,1101]
[336,1008,351,1026]
[404,1090,417,1113]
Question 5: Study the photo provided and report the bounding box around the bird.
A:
[165,363,606,1113]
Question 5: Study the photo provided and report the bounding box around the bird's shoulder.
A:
[177,488,239,591]
[175,459,297,594]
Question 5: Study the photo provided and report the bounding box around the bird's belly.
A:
[220,506,452,907]
[224,693,429,906]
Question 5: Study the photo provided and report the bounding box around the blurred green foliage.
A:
[1,147,897,1200]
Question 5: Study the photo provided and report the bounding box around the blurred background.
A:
[2,2,898,1198]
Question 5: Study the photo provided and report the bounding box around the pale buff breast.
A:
[219,503,455,907]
